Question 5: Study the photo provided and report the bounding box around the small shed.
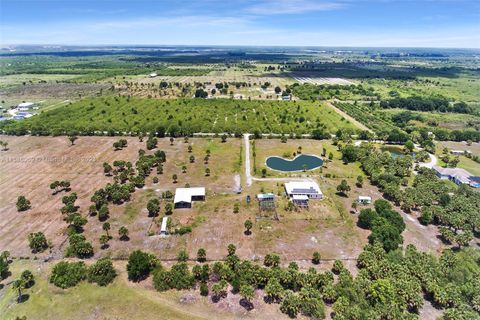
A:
[160,216,169,235]
[357,196,372,204]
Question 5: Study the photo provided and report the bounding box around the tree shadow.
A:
[239,298,254,311]
[101,244,110,250]
[243,230,252,236]
[120,235,130,241]
[18,293,30,303]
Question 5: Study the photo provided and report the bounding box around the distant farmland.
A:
[0,97,359,135]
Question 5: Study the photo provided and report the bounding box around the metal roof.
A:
[174,187,205,203]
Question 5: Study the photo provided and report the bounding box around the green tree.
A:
[20,270,34,288]
[119,226,129,240]
[227,244,236,256]
[87,258,116,286]
[177,249,189,262]
[99,234,109,249]
[280,291,301,317]
[336,180,351,196]
[126,250,157,282]
[312,251,321,264]
[102,222,111,237]
[197,248,207,262]
[240,284,255,304]
[28,232,49,253]
[68,135,78,146]
[172,174,178,183]
[265,278,284,302]
[147,198,160,217]
[16,196,31,211]
[50,261,87,289]
[244,219,253,235]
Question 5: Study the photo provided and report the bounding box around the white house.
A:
[174,187,206,208]
[433,166,478,187]
[160,216,169,235]
[357,196,372,204]
[285,181,323,199]
[17,102,35,109]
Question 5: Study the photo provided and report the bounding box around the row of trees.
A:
[122,242,480,318]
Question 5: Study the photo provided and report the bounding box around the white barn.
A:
[174,187,206,208]
[285,181,323,199]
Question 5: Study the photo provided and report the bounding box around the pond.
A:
[266,154,324,172]
[381,146,416,159]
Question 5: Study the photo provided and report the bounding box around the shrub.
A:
[50,261,87,289]
[87,258,116,286]
[16,196,31,211]
[65,234,94,259]
[177,249,189,262]
[200,282,209,296]
[28,232,49,253]
[153,262,195,291]
[312,252,321,265]
[127,250,157,282]
[280,291,301,317]
[419,209,433,225]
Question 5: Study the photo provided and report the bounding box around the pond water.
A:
[266,154,324,172]
[381,146,416,159]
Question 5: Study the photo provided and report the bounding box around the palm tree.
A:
[119,226,129,240]
[189,155,195,163]
[100,234,109,249]
[102,222,111,238]
[68,135,78,146]
[12,279,24,303]
[244,219,253,235]
[204,156,209,164]
[182,165,187,173]
[205,168,210,176]
[172,174,178,183]
[170,137,174,145]
[188,145,193,153]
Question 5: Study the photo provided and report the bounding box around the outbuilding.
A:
[357,196,372,204]
[292,194,309,207]
[174,187,206,208]
[160,216,169,235]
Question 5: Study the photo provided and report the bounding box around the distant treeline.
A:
[380,97,474,114]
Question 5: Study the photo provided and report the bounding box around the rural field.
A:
[1,43,479,320]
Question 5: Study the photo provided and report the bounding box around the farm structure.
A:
[174,187,206,208]
[292,194,309,208]
[357,196,372,204]
[160,216,169,235]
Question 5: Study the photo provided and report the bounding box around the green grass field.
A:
[0,260,207,320]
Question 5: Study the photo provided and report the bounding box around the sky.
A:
[1,0,479,48]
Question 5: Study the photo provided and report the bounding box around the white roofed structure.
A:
[160,216,169,235]
[285,181,323,199]
[174,187,206,208]
[17,102,35,109]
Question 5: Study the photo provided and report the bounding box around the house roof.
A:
[285,181,322,195]
[17,102,34,108]
[433,166,473,184]
[357,196,372,200]
[257,193,275,200]
[174,187,205,203]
